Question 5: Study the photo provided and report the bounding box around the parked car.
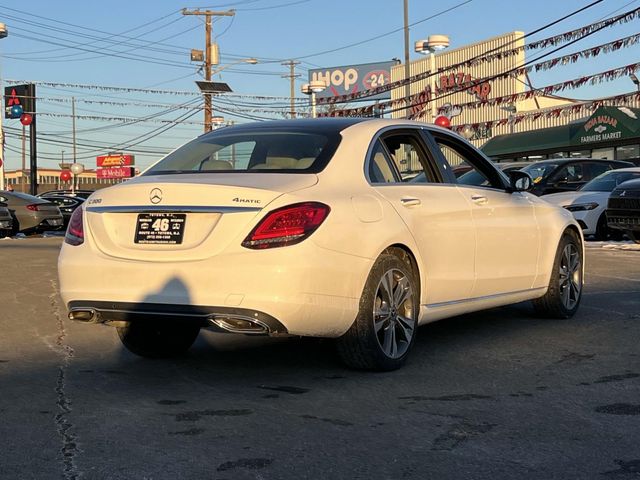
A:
[456,162,524,185]
[39,195,85,227]
[0,191,64,234]
[544,168,640,240]
[38,189,94,200]
[606,178,640,243]
[0,202,13,238]
[520,158,634,196]
[59,119,583,371]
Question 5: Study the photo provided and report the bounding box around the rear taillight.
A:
[65,207,84,246]
[26,204,40,211]
[241,202,330,249]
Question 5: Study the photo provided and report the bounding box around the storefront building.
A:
[481,106,640,164]
[389,31,640,155]
[4,168,120,194]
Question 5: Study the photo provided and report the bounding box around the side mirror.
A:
[507,170,533,192]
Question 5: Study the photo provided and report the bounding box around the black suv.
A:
[520,158,634,196]
[607,178,640,243]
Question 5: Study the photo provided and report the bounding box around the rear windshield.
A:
[145,130,339,175]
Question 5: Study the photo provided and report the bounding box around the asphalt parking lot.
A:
[1,237,639,480]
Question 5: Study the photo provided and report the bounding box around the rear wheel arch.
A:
[381,244,421,300]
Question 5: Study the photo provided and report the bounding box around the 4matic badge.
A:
[232,197,261,204]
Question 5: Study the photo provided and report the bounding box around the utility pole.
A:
[182,8,235,132]
[403,0,411,118]
[72,97,77,164]
[281,60,300,118]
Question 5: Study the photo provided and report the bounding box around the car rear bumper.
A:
[67,301,289,335]
[58,241,371,338]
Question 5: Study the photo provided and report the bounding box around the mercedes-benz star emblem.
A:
[150,188,163,204]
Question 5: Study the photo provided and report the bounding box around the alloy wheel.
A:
[558,243,582,310]
[373,268,416,359]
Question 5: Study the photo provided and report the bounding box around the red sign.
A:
[97,154,135,167]
[97,167,135,179]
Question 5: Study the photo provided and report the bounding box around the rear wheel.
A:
[117,321,200,358]
[629,231,640,244]
[533,231,583,318]
[336,252,418,371]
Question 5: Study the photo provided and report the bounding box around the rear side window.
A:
[146,131,336,174]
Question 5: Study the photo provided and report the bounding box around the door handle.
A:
[400,197,421,207]
[471,195,488,205]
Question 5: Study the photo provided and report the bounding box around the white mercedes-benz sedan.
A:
[58,119,584,371]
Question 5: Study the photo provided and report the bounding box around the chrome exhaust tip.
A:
[209,314,270,335]
[68,308,100,323]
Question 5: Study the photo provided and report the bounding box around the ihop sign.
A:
[309,61,396,101]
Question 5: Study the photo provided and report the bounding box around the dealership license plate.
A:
[134,213,186,245]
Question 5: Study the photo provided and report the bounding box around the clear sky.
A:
[0,0,639,170]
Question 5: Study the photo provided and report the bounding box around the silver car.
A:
[0,203,13,237]
[0,191,63,234]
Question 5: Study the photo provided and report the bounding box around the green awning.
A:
[481,124,573,158]
[481,106,640,159]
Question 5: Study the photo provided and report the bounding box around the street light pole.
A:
[301,81,326,118]
[403,0,411,118]
[415,35,450,121]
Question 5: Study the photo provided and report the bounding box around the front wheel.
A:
[336,252,419,371]
[117,321,200,358]
[594,214,609,241]
[533,231,583,318]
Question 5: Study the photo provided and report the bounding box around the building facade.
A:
[390,31,640,158]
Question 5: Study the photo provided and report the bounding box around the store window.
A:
[591,147,614,160]
[616,144,639,160]
[549,152,568,159]
[569,150,590,158]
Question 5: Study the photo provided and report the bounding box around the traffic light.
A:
[4,84,33,119]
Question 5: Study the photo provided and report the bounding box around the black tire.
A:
[9,217,19,237]
[336,252,419,371]
[609,228,625,241]
[594,214,609,241]
[533,230,583,319]
[117,321,200,358]
[629,231,640,244]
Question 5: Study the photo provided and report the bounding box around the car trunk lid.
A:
[84,173,317,261]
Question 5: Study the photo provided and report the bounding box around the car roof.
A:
[527,158,633,165]
[605,167,640,173]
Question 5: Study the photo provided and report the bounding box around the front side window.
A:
[431,134,505,189]
[145,130,337,175]
[551,164,584,183]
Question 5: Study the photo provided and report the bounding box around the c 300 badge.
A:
[150,188,163,204]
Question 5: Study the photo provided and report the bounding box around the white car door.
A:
[429,131,540,298]
[367,129,476,305]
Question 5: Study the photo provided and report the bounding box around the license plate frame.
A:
[134,213,186,245]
